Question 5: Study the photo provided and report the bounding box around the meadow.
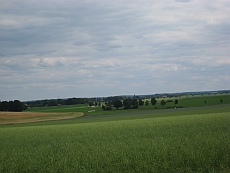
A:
[20,93,230,120]
[1,103,230,172]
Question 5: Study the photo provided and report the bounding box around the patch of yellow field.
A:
[0,112,84,125]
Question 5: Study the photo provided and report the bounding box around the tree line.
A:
[0,100,27,112]
[0,96,179,112]
[101,98,179,110]
[25,98,93,107]
[24,96,126,108]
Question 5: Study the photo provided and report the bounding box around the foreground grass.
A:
[0,111,229,172]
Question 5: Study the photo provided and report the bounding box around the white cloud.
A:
[38,57,68,67]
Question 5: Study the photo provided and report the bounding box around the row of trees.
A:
[0,100,27,112]
[25,98,91,107]
[24,94,183,108]
[26,96,130,108]
[102,98,139,110]
[101,98,179,110]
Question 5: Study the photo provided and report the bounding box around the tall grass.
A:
[1,112,229,172]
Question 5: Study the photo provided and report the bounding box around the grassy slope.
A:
[152,94,230,108]
[2,104,229,128]
[1,96,230,172]
[24,94,230,115]
[0,111,229,173]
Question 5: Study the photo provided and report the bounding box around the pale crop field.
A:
[0,112,84,125]
[0,110,229,173]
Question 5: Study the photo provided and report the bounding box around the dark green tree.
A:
[175,99,178,105]
[113,100,123,110]
[145,100,149,106]
[88,102,94,106]
[123,99,131,109]
[160,100,166,107]
[0,100,25,112]
[13,100,21,111]
[132,99,138,109]
[151,97,157,106]
[1,101,9,111]
[9,101,14,111]
[48,99,58,106]
[138,99,144,106]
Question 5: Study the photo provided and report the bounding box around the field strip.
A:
[0,112,84,125]
[79,104,230,119]
[27,106,89,112]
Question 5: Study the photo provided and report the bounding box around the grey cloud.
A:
[175,0,191,2]
[0,0,229,100]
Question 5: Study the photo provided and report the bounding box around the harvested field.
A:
[0,112,84,125]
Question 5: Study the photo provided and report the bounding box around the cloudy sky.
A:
[0,0,230,101]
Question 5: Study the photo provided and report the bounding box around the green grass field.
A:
[23,94,230,117]
[1,103,230,172]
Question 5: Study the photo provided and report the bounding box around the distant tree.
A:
[145,100,149,106]
[1,101,9,111]
[98,102,101,106]
[42,100,48,106]
[104,101,112,110]
[102,105,105,110]
[88,102,94,106]
[220,99,223,103]
[107,101,113,107]
[57,99,64,105]
[0,100,25,112]
[160,100,166,107]
[151,97,157,106]
[175,99,179,105]
[113,100,123,110]
[9,101,14,111]
[204,100,206,104]
[123,99,131,109]
[138,99,144,106]
[48,99,58,106]
[132,99,138,109]
[61,97,85,105]
[95,102,98,106]
[14,100,25,111]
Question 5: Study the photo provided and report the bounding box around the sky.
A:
[0,0,230,101]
